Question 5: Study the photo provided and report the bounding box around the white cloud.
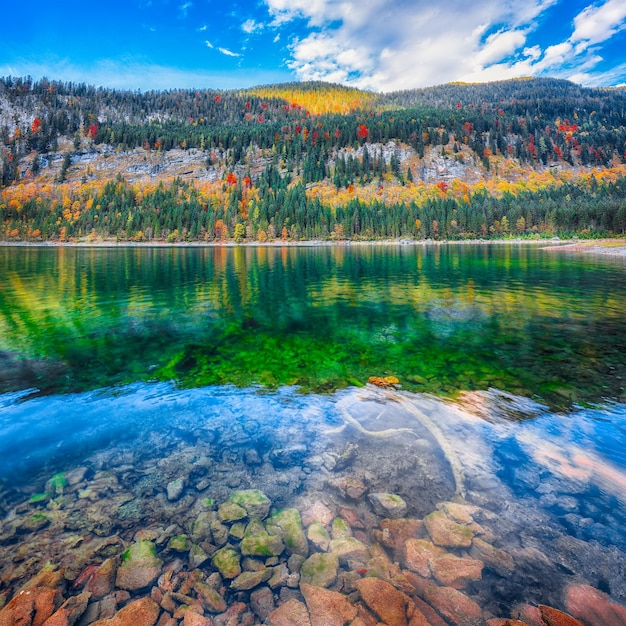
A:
[205,40,214,49]
[179,1,192,18]
[572,0,626,47]
[242,19,264,34]
[264,0,626,90]
[199,25,207,32]
[273,33,281,43]
[218,47,241,57]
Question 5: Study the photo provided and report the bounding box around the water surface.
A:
[1,244,626,621]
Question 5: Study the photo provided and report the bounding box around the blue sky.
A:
[1,0,625,92]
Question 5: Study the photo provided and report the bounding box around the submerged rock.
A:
[422,586,483,626]
[266,509,308,557]
[423,511,473,548]
[428,554,483,588]
[211,546,241,579]
[267,598,311,626]
[269,446,308,469]
[300,553,339,588]
[368,493,408,518]
[307,522,330,551]
[469,537,514,577]
[116,541,163,591]
[0,587,62,626]
[217,502,247,523]
[166,478,185,502]
[228,490,271,520]
[240,521,284,557]
[539,605,585,626]
[329,537,370,568]
[230,569,272,591]
[300,583,357,626]
[250,586,275,622]
[330,517,352,540]
[90,597,160,626]
[301,501,334,528]
[44,590,91,626]
[193,581,227,613]
[403,539,447,577]
[564,584,626,626]
[356,577,425,626]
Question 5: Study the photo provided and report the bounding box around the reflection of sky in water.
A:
[2,383,625,523]
[1,384,626,605]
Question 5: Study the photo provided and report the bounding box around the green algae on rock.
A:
[116,540,163,591]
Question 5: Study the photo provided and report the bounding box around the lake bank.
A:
[2,236,626,255]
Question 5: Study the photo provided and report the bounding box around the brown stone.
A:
[0,590,36,626]
[183,613,212,626]
[428,554,483,589]
[86,560,117,600]
[422,586,483,626]
[436,502,478,525]
[564,583,626,626]
[42,591,91,626]
[91,598,160,626]
[339,478,367,500]
[193,582,227,614]
[267,599,311,626]
[539,605,584,626]
[487,620,530,626]
[212,601,247,626]
[33,589,63,626]
[412,596,448,626]
[356,577,418,626]
[301,502,334,528]
[402,539,446,577]
[301,583,357,626]
[510,605,544,626]
[423,511,473,548]
[338,507,364,529]
[156,615,177,626]
[469,538,514,577]
[21,566,65,593]
[379,519,423,554]
[250,587,275,622]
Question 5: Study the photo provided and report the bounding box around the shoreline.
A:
[2,237,626,255]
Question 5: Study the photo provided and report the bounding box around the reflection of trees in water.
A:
[0,246,624,407]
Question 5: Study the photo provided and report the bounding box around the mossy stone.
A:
[168,534,190,551]
[116,540,163,590]
[46,472,67,495]
[218,501,247,523]
[300,553,339,588]
[28,493,50,506]
[230,569,272,591]
[307,522,330,551]
[331,517,352,540]
[211,546,241,579]
[229,522,247,540]
[210,520,230,546]
[229,489,271,519]
[266,508,309,557]
[240,520,284,557]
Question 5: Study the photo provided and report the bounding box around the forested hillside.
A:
[1,75,626,241]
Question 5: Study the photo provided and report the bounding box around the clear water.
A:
[1,244,626,618]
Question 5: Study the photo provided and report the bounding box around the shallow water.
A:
[1,244,626,623]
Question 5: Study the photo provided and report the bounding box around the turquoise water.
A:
[1,244,626,620]
[1,244,625,407]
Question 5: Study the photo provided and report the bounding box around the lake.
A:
[1,243,625,625]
